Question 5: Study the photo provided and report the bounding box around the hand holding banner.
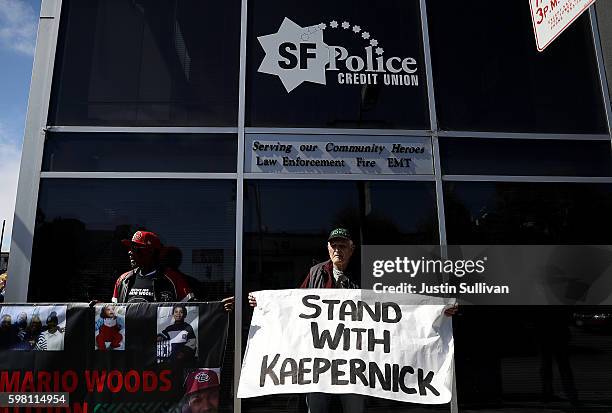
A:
[238,289,455,404]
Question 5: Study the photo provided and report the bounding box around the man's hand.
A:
[221,296,234,312]
[443,303,458,317]
[248,293,257,308]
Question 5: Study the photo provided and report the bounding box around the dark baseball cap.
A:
[328,228,352,242]
[121,231,162,250]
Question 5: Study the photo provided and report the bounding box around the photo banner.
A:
[0,302,228,412]
[238,289,455,404]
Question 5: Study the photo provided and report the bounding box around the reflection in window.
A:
[246,0,429,129]
[427,1,606,133]
[444,182,612,244]
[439,138,612,177]
[242,180,440,412]
[42,133,238,172]
[49,0,240,126]
[444,182,612,410]
[30,179,237,412]
[30,179,236,302]
[244,180,438,290]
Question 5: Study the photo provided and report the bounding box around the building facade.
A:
[7,0,612,412]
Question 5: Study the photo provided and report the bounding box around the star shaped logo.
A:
[257,18,331,92]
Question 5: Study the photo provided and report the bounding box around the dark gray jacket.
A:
[299,260,359,289]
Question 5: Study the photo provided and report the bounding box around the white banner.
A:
[238,289,455,404]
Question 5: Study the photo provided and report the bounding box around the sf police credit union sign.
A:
[257,17,420,92]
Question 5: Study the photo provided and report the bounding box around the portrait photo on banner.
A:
[0,305,67,351]
[181,367,221,413]
[94,304,126,351]
[156,304,199,365]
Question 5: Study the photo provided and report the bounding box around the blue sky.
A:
[0,0,40,252]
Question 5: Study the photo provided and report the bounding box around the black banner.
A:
[0,302,228,412]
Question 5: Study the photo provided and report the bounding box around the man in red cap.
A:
[182,368,220,413]
[112,231,195,303]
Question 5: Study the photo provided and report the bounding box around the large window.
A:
[246,0,429,129]
[444,182,612,410]
[30,179,236,302]
[439,138,612,176]
[242,179,440,412]
[49,0,241,126]
[444,182,612,244]
[427,1,607,133]
[42,133,238,172]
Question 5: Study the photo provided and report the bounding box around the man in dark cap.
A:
[299,228,364,412]
[113,231,196,303]
[249,228,457,412]
[299,228,359,289]
[250,228,364,412]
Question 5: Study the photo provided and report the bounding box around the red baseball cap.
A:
[121,231,162,250]
[184,369,220,396]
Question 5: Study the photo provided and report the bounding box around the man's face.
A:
[188,388,219,413]
[327,238,354,268]
[173,307,185,322]
[128,245,156,268]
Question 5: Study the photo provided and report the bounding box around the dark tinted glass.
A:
[444,182,612,411]
[31,179,237,412]
[427,1,606,133]
[246,0,429,129]
[42,133,237,172]
[439,138,612,176]
[49,0,240,126]
[30,179,236,302]
[242,180,440,412]
[444,182,612,244]
[454,304,612,411]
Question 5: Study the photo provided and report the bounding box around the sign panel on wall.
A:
[245,134,433,175]
[529,0,596,51]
